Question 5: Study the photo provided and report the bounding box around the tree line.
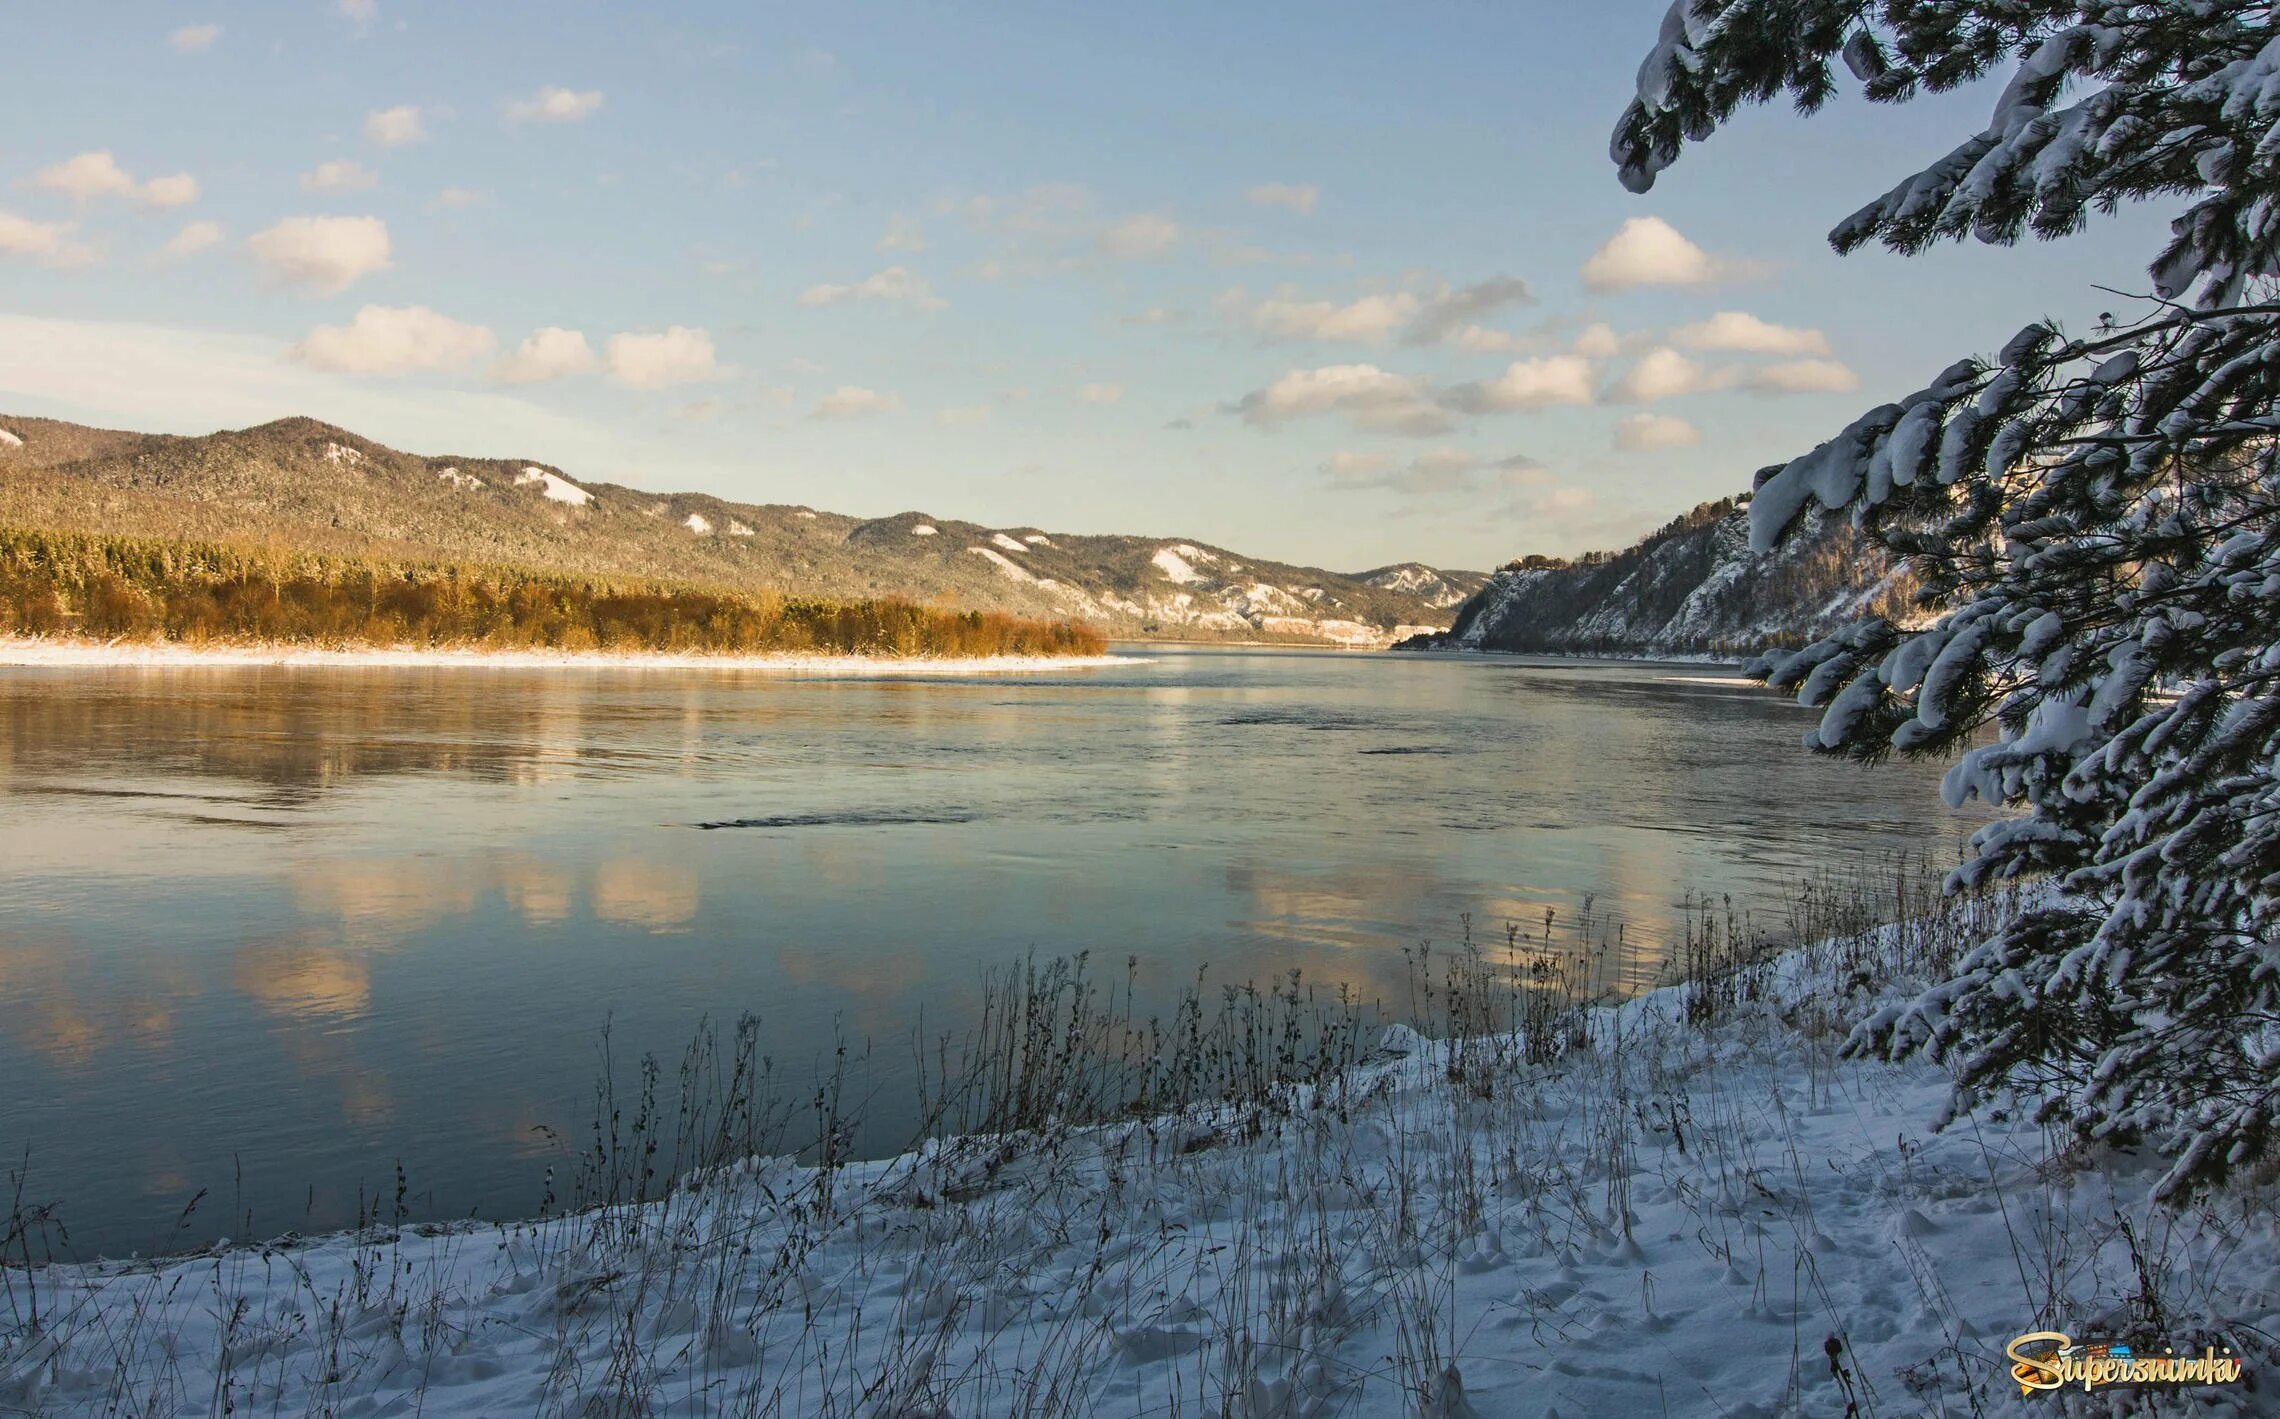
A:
[0,527,1108,659]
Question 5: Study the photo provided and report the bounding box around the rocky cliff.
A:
[1408,497,1911,659]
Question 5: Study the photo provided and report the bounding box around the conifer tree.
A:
[1614,2,2280,1197]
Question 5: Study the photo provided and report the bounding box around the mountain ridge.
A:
[0,413,1485,645]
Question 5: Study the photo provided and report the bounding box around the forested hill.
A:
[0,413,1481,646]
[1405,496,1912,659]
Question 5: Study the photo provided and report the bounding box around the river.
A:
[0,646,1983,1254]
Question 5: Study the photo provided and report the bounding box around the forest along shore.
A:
[6,873,2269,1417]
[0,526,1109,662]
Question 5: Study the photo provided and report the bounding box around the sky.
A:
[0,0,2174,572]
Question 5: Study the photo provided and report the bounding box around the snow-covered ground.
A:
[515,468,594,507]
[1407,644,1746,667]
[6,901,2272,1416]
[0,637,1130,676]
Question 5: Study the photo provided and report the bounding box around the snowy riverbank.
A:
[0,636,1132,676]
[4,909,2273,1416]
[1395,642,1747,667]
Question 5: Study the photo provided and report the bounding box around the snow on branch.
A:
[1618,1,2280,1197]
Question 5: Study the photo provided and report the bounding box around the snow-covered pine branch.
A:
[1615,1,2280,1199]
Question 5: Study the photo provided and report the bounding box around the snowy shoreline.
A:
[1397,642,1748,666]
[10,902,2272,1416]
[0,636,1133,676]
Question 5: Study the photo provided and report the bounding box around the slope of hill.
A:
[1405,497,1912,659]
[1354,562,1490,609]
[0,415,1477,645]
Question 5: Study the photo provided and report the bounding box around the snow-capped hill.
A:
[513,467,593,507]
[0,413,1472,646]
[1356,562,1488,609]
[832,516,1464,643]
[1415,497,1911,658]
[1151,545,1206,584]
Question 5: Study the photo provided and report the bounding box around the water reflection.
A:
[1,927,182,1069]
[497,854,575,925]
[591,859,702,932]
[234,936,372,1020]
[0,650,1984,1255]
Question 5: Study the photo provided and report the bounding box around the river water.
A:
[0,647,1983,1255]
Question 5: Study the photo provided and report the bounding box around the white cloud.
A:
[811,385,900,420]
[1231,342,1668,434]
[1612,412,1702,452]
[246,215,392,295]
[1744,358,1861,394]
[1445,354,1597,413]
[169,23,221,53]
[1235,275,1532,347]
[797,265,946,312]
[1247,291,1418,343]
[878,214,925,252]
[161,220,224,259]
[1360,449,1477,493]
[1581,216,1740,291]
[292,305,496,375]
[32,152,197,207]
[492,327,599,384]
[1234,364,1453,437]
[1606,346,1722,403]
[1571,322,1622,359]
[139,173,198,208]
[1098,212,1180,258]
[1246,183,1318,215]
[1450,325,1529,353]
[1670,310,1830,357]
[1075,383,1123,405]
[301,159,378,193]
[0,211,97,268]
[1402,276,1534,345]
[938,404,992,428]
[606,326,722,388]
[1322,447,1542,497]
[364,105,426,147]
[338,0,377,21]
[507,87,605,125]
[31,151,137,201]
[430,187,487,210]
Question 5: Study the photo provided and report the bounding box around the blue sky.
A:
[0,0,2170,571]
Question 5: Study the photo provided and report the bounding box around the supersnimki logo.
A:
[2005,1331,2246,1396]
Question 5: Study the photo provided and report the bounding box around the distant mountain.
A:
[1354,563,1490,610]
[0,414,1479,645]
[1404,496,1912,659]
